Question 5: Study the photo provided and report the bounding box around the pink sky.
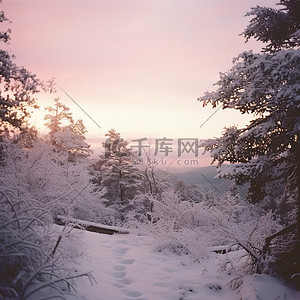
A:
[3,0,276,163]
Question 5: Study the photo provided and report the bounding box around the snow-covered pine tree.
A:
[93,129,146,224]
[198,0,300,285]
[44,98,92,162]
[243,0,300,53]
[43,99,110,221]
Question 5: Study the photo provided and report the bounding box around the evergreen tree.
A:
[243,0,300,53]
[94,129,145,223]
[198,0,300,285]
[44,98,91,162]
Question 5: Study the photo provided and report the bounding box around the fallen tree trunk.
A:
[55,215,130,235]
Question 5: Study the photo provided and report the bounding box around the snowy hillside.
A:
[38,229,300,300]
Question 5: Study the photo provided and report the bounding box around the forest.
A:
[0,0,299,299]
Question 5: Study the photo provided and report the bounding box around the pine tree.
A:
[44,98,91,162]
[198,0,300,285]
[94,129,145,223]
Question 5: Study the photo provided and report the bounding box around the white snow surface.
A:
[60,230,300,300]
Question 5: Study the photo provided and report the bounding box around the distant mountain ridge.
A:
[173,165,233,194]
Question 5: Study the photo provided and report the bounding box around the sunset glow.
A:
[3,0,276,150]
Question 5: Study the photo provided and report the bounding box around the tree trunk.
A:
[296,143,300,239]
[119,169,124,203]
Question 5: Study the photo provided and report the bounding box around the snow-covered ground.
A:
[65,230,300,300]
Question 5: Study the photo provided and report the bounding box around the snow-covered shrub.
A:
[0,178,93,299]
[131,187,281,277]
[1,136,108,224]
[0,134,100,299]
[130,188,220,260]
[213,192,281,248]
[212,193,282,289]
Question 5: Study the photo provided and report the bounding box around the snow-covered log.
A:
[55,215,130,235]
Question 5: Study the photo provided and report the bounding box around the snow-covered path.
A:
[68,230,300,300]
[71,231,238,300]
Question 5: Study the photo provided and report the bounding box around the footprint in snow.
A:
[122,298,147,300]
[120,259,135,265]
[111,282,127,288]
[118,277,132,285]
[113,265,127,271]
[112,271,127,279]
[121,289,143,297]
[113,247,129,255]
